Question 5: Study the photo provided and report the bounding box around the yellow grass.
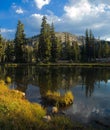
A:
[5,76,11,83]
[0,80,46,130]
[45,90,74,107]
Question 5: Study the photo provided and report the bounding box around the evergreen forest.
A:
[0,16,110,63]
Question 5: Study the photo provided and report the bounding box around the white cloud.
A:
[64,0,110,20]
[11,3,17,9]
[0,28,15,39]
[16,8,24,14]
[30,13,43,26]
[22,0,29,3]
[24,14,43,36]
[1,28,15,33]
[64,0,91,20]
[34,0,51,9]
[11,3,24,14]
[31,13,43,19]
[54,0,110,39]
[24,13,62,37]
[9,0,110,40]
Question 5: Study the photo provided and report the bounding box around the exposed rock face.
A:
[55,32,82,46]
[28,32,83,46]
[26,32,110,47]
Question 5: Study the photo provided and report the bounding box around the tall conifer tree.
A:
[38,16,51,62]
[50,23,59,62]
[14,20,26,63]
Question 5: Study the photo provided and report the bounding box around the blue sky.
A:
[1,0,110,40]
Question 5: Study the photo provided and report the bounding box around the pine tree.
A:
[85,29,89,61]
[50,23,59,62]
[85,29,95,61]
[104,42,110,58]
[14,20,26,63]
[38,16,51,62]
[0,34,3,62]
[5,41,14,62]
[62,33,71,60]
[0,34,6,62]
[23,45,33,63]
[98,41,102,58]
[81,37,86,62]
[65,33,71,60]
[71,41,80,62]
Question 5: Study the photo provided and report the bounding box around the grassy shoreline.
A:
[0,80,101,129]
[0,80,86,130]
[2,62,110,67]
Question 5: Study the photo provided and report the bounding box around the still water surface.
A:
[1,65,110,127]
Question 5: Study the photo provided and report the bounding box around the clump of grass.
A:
[5,76,11,83]
[44,90,74,107]
[62,91,74,106]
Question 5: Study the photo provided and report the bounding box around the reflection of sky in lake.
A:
[25,84,41,103]
[65,80,110,124]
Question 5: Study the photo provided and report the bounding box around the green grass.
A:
[2,62,110,67]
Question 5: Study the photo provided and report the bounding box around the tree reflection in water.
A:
[0,65,110,97]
